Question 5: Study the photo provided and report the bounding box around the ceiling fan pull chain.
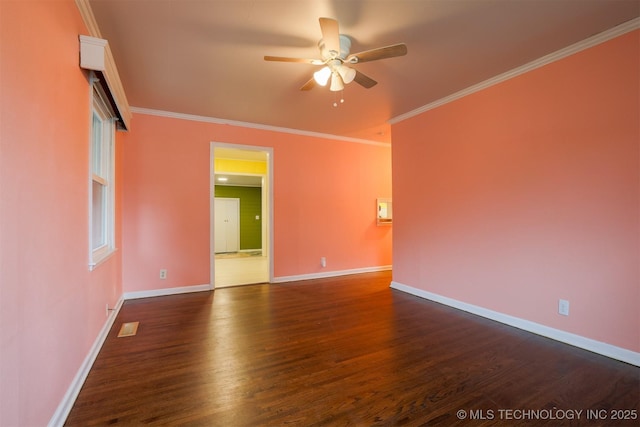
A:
[333,90,346,107]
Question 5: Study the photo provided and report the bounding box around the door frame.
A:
[210,142,274,289]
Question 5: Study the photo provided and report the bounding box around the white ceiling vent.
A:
[80,35,131,131]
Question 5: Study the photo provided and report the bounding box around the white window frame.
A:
[89,74,116,270]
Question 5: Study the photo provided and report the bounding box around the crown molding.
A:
[75,0,102,37]
[76,1,132,130]
[389,17,640,125]
[130,107,391,147]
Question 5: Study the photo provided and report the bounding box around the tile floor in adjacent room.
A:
[214,252,269,287]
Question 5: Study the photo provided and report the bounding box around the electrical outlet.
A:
[558,299,570,316]
[320,257,326,268]
[160,269,167,279]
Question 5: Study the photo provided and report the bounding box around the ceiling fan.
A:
[264,17,407,92]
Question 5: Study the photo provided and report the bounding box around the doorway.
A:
[210,143,273,288]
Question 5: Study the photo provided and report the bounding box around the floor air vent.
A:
[117,322,139,337]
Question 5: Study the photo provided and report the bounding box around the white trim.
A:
[49,283,211,425]
[210,144,216,290]
[272,265,392,283]
[122,284,211,300]
[131,107,390,147]
[88,82,116,270]
[88,247,118,272]
[211,142,275,289]
[390,281,640,367]
[78,35,131,130]
[389,17,640,125]
[47,297,124,427]
[75,0,102,38]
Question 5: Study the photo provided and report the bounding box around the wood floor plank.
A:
[65,272,639,426]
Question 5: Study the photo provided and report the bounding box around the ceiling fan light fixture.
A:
[329,72,344,91]
[313,66,331,86]
[265,18,405,94]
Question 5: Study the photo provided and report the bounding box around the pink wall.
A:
[122,114,392,292]
[0,2,123,425]
[391,31,639,352]
[0,3,389,421]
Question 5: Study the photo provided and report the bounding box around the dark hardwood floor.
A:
[65,271,639,426]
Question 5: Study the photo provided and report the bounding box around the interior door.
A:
[214,198,240,253]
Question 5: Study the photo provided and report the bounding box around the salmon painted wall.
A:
[0,2,123,425]
[122,113,392,292]
[391,31,639,352]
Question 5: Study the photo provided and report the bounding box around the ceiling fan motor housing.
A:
[318,34,352,60]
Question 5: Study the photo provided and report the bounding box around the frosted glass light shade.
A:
[313,67,331,86]
[329,73,344,91]
[337,65,356,84]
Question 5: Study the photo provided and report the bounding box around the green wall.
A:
[214,186,262,250]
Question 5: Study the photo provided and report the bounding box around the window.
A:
[89,77,116,269]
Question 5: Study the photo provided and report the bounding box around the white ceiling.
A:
[89,0,639,143]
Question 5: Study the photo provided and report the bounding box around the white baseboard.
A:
[47,297,124,427]
[123,283,211,300]
[49,283,210,426]
[390,281,640,367]
[272,265,392,283]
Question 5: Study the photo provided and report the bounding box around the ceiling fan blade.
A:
[300,77,317,91]
[264,56,324,65]
[319,17,340,56]
[347,43,407,63]
[353,70,377,88]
